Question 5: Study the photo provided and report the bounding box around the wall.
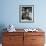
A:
[0,0,46,29]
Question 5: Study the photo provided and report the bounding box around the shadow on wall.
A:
[0,24,7,43]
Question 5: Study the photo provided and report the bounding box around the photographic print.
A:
[19,5,34,23]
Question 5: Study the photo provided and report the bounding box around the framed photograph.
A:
[19,5,34,23]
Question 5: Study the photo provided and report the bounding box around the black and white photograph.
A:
[19,5,34,23]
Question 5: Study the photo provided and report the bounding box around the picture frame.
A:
[19,5,34,23]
